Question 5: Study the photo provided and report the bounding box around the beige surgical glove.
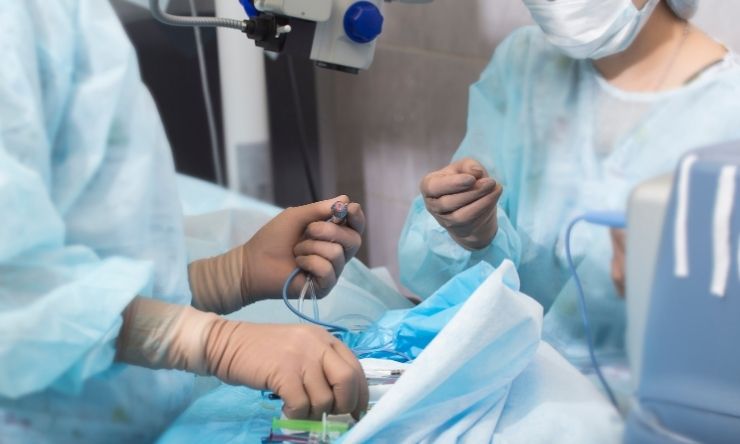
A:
[116,297,369,419]
[421,158,503,250]
[188,195,366,314]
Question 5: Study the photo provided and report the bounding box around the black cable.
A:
[189,0,225,186]
[286,56,319,202]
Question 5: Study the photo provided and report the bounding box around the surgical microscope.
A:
[149,0,432,74]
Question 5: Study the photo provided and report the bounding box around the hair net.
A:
[667,0,698,19]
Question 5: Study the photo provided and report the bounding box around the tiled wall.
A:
[314,0,738,296]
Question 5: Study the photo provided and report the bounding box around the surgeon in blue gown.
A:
[0,1,368,442]
[399,0,740,366]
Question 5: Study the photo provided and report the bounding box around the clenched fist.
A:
[420,158,502,250]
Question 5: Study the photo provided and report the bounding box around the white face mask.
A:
[522,0,660,60]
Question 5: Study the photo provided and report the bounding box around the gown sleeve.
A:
[398,28,538,298]
[0,1,160,398]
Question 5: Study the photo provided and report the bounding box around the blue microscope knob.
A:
[344,1,384,44]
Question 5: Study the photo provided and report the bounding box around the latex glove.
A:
[188,195,365,314]
[420,158,503,250]
[610,228,626,297]
[116,297,369,419]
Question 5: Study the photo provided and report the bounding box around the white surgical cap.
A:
[666,0,699,19]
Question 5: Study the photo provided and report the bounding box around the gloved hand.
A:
[420,158,502,250]
[188,195,365,314]
[116,297,369,420]
[610,228,626,297]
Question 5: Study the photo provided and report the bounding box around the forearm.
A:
[188,245,251,315]
[116,297,217,375]
[116,293,369,420]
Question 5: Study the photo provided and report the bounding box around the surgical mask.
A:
[522,0,660,60]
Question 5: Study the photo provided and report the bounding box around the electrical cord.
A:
[286,56,320,202]
[297,275,320,323]
[282,268,349,332]
[279,201,413,362]
[188,0,226,186]
[151,0,314,198]
[310,278,319,319]
[282,202,350,332]
[150,0,246,30]
[564,211,626,409]
[282,268,413,362]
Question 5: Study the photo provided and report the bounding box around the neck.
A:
[593,3,689,91]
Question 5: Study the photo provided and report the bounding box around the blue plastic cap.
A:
[582,211,627,229]
[344,1,384,44]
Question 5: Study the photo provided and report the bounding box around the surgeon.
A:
[399,0,740,366]
[0,1,367,442]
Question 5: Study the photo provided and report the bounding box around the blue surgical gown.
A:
[0,1,193,442]
[399,26,740,366]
